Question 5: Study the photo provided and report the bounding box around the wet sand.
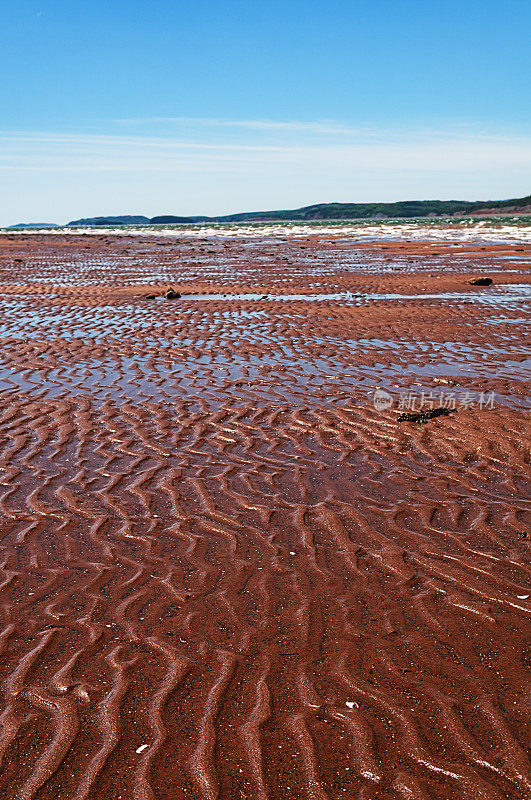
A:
[0,231,529,799]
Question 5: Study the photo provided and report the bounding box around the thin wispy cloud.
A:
[1,128,531,172]
[111,117,531,143]
[114,117,374,135]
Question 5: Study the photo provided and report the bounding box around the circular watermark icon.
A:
[373,389,393,411]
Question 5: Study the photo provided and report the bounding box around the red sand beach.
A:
[0,229,529,799]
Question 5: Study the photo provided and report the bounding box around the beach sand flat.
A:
[0,228,529,799]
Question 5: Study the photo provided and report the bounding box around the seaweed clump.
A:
[398,408,452,424]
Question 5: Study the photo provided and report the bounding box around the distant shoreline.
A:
[7,193,531,228]
[5,212,531,231]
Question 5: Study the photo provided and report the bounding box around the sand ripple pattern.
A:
[0,233,529,799]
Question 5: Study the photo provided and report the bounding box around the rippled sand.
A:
[0,230,529,799]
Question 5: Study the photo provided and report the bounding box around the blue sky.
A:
[1,0,530,224]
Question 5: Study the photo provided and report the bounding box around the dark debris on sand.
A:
[469,277,493,285]
[144,286,182,300]
[398,408,453,424]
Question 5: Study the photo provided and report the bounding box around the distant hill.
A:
[463,196,531,216]
[205,194,531,222]
[151,194,531,223]
[8,222,59,228]
[149,215,197,224]
[66,215,150,226]
[58,194,531,227]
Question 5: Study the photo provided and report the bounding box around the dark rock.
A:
[144,294,158,299]
[469,277,493,286]
[165,287,181,299]
[398,408,452,424]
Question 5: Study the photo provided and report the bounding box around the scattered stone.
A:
[398,408,452,424]
[469,277,493,286]
[517,531,528,539]
[144,293,158,299]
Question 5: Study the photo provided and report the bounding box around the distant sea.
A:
[3,217,531,243]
